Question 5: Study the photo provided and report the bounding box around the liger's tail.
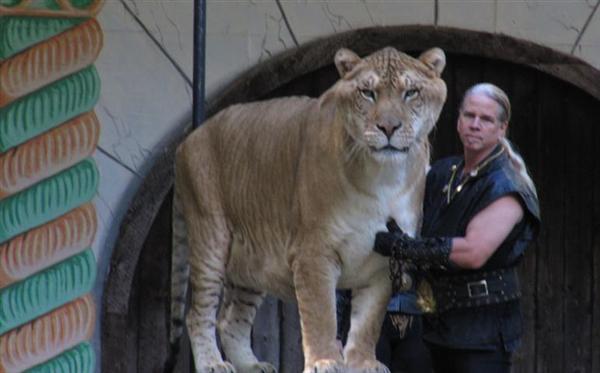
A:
[170,188,190,345]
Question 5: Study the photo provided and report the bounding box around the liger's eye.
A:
[360,89,376,102]
[404,88,420,100]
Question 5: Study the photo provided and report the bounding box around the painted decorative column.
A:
[0,0,105,371]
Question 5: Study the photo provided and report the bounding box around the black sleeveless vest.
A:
[421,147,540,351]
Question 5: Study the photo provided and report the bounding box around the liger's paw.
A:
[348,360,390,373]
[196,361,236,373]
[303,359,345,373]
[238,362,277,373]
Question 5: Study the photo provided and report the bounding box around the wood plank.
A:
[508,66,540,373]
[563,89,593,373]
[252,296,281,370]
[102,312,132,372]
[127,258,140,373]
[279,302,303,373]
[137,197,172,373]
[592,95,600,373]
[430,52,458,161]
[263,64,338,101]
[482,58,513,97]
[168,248,192,373]
[171,331,191,373]
[433,54,483,161]
[534,75,566,373]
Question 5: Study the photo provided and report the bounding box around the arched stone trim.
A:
[101,25,600,371]
[209,25,600,116]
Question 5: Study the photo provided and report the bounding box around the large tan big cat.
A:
[171,46,447,373]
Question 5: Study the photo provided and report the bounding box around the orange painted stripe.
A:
[0,111,100,199]
[0,203,97,288]
[0,295,95,373]
[0,18,103,108]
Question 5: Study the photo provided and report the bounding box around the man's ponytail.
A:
[499,137,537,198]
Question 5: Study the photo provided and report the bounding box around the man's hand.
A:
[386,219,402,233]
[374,218,453,269]
[374,219,410,257]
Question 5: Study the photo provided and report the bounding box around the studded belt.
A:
[431,267,521,313]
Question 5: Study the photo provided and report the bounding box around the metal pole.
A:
[166,1,206,369]
[193,0,206,129]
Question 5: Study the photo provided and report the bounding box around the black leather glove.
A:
[373,219,453,269]
[374,219,407,256]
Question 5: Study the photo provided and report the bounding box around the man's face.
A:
[457,93,507,154]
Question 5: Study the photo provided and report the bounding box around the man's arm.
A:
[449,194,523,269]
[374,195,524,270]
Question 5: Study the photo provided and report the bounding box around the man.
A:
[374,83,540,373]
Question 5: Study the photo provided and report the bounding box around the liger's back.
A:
[198,96,322,233]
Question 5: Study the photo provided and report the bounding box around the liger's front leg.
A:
[292,253,345,373]
[344,269,391,373]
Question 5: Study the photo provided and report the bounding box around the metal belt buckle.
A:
[467,279,488,298]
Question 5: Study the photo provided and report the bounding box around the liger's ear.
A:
[334,48,362,78]
[418,47,446,77]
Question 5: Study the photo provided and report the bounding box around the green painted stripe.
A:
[25,342,95,373]
[0,17,84,60]
[39,0,96,11]
[0,250,96,334]
[0,158,99,244]
[0,0,94,11]
[0,66,101,152]
[0,0,20,6]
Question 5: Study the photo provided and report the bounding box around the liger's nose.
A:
[377,121,402,139]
